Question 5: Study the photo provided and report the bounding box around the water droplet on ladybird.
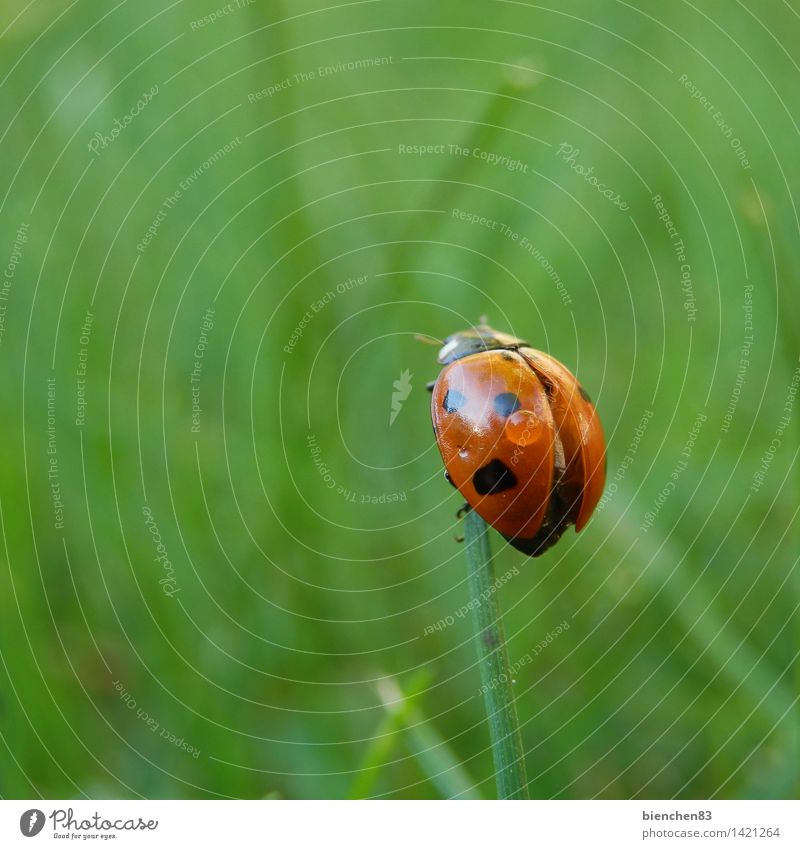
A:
[504,410,544,446]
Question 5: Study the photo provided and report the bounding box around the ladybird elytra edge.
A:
[430,323,606,557]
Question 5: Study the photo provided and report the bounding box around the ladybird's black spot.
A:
[444,470,456,488]
[473,459,517,495]
[578,384,593,404]
[443,389,466,413]
[493,392,521,417]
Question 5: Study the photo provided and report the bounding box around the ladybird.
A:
[430,323,606,556]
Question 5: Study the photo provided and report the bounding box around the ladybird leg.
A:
[454,533,464,544]
[456,502,471,519]
[426,380,436,393]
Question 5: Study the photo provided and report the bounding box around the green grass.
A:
[0,0,798,799]
[463,510,528,799]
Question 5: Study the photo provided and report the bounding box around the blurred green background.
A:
[0,0,798,799]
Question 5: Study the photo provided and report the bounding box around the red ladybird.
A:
[430,323,606,556]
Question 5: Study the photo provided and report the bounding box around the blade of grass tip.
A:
[348,670,432,800]
[464,509,529,799]
[368,674,481,799]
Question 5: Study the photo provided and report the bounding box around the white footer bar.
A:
[2,799,797,848]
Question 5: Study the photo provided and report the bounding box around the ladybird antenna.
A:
[415,333,442,346]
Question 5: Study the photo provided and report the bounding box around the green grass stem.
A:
[463,510,529,799]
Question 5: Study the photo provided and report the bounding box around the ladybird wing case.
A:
[517,348,606,531]
[431,345,606,555]
[431,349,556,542]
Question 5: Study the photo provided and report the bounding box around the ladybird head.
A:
[437,322,529,365]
